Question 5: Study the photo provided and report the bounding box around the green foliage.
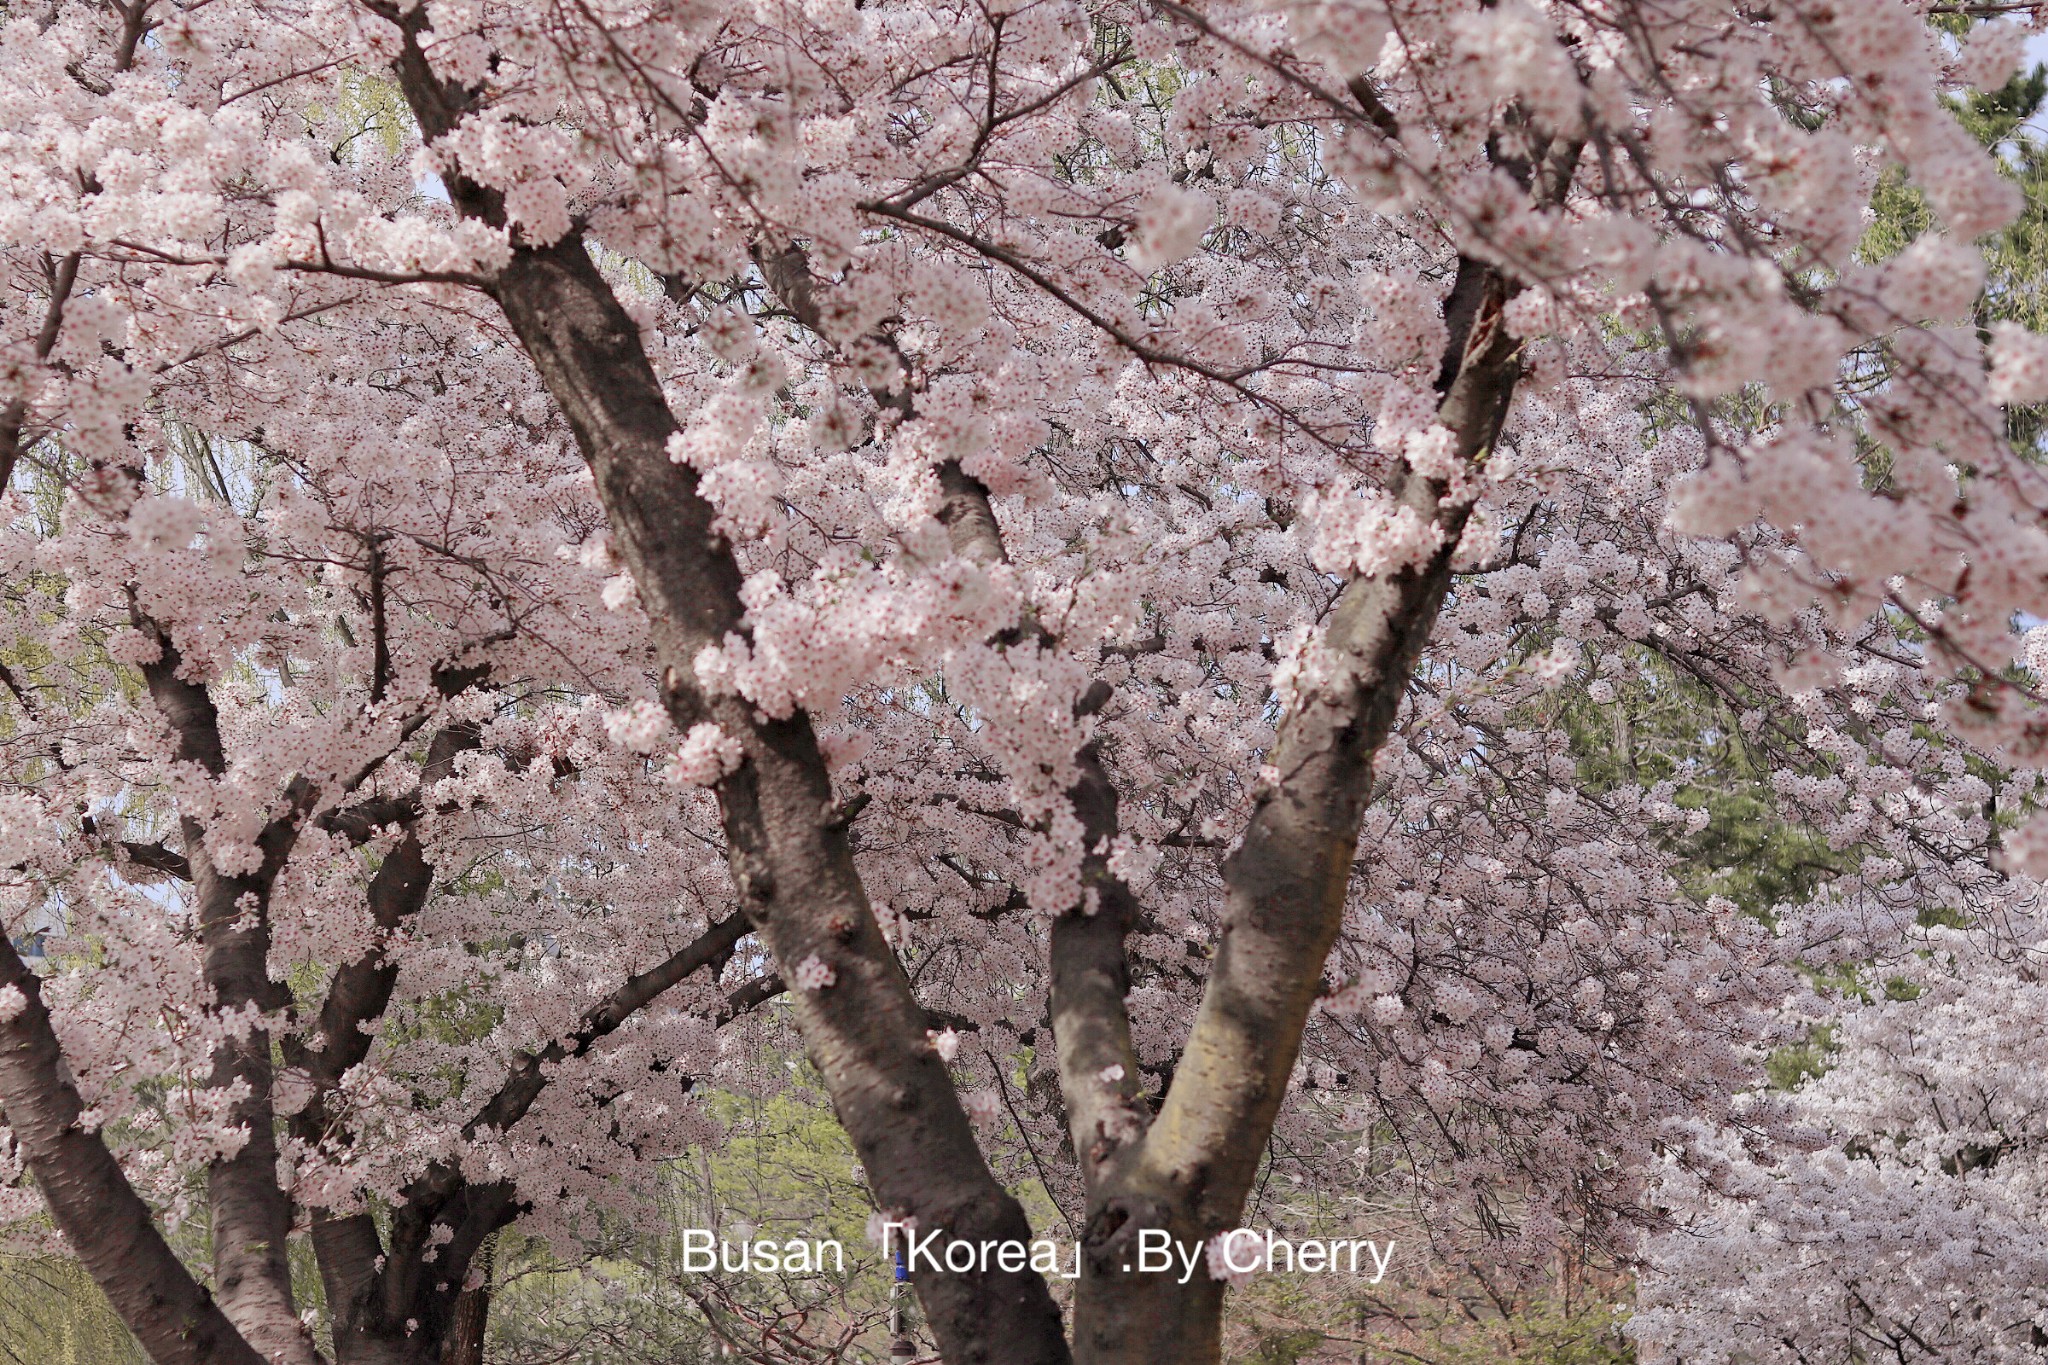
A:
[325,71,410,164]
[485,1241,721,1365]
[1238,1326,1326,1365]
[1957,65,2048,148]
[1766,1023,1837,1092]
[1227,1257,1635,1365]
[1395,1298,1635,1365]
[1860,64,2048,456]
[682,1080,879,1256]
[486,1071,902,1365]
[1860,166,1939,268]
[1552,645,1847,916]
[0,1257,143,1365]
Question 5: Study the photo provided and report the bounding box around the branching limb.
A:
[135,614,325,1365]
[1069,254,1532,1361]
[462,910,753,1140]
[378,18,1073,1362]
[0,935,268,1365]
[754,244,1152,1189]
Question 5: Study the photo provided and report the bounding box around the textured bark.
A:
[139,626,323,1365]
[1055,102,1582,1355]
[1066,474,1463,1359]
[0,936,267,1365]
[384,30,1073,1364]
[922,467,1150,1193]
[484,234,1067,1365]
[314,1178,514,1365]
[292,725,751,1365]
[313,891,757,1362]
[1047,747,1148,1191]
[116,839,193,880]
[292,707,619,1365]
[365,1183,517,1365]
[289,725,479,1111]
[385,20,1559,1361]
[291,726,494,1365]
[0,249,79,492]
[810,246,1506,1359]
[294,825,438,1365]
[463,910,749,1138]
[189,808,313,1365]
[314,1213,408,1365]
[1066,261,1526,1365]
[15,661,485,1365]
[442,1265,491,1365]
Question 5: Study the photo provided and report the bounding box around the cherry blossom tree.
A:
[1633,890,2048,1364]
[2,0,2046,1363]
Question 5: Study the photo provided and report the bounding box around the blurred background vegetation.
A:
[0,1257,142,1365]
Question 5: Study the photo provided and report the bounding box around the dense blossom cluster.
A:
[0,0,2046,1359]
[1635,896,2048,1363]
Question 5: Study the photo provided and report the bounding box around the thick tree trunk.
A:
[317,1213,408,1365]
[748,246,1160,1220]
[381,21,1566,1362]
[1063,478,1468,1364]
[1064,259,1526,1364]
[0,713,487,1365]
[484,228,1070,1365]
[316,1222,503,1365]
[139,629,323,1365]
[306,865,749,1365]
[1072,1259,1228,1363]
[183,806,309,1365]
[383,33,1073,1363]
[0,936,268,1365]
[442,1239,492,1365]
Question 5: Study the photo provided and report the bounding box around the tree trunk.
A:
[0,937,269,1365]
[442,1238,491,1365]
[1063,255,1528,1365]
[383,31,1074,1363]
[1071,1232,1228,1362]
[138,628,322,1365]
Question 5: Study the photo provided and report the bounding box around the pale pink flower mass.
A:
[0,0,2040,1359]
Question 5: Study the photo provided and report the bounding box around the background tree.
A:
[1625,57,2048,1364]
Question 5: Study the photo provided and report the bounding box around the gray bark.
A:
[138,623,324,1365]
[0,936,268,1365]
[1063,251,1539,1364]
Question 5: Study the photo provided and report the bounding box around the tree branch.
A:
[1071,254,1533,1359]
[0,935,267,1365]
[0,251,80,492]
[462,909,752,1140]
[756,235,1151,1197]
[380,22,1071,1356]
[135,614,324,1365]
